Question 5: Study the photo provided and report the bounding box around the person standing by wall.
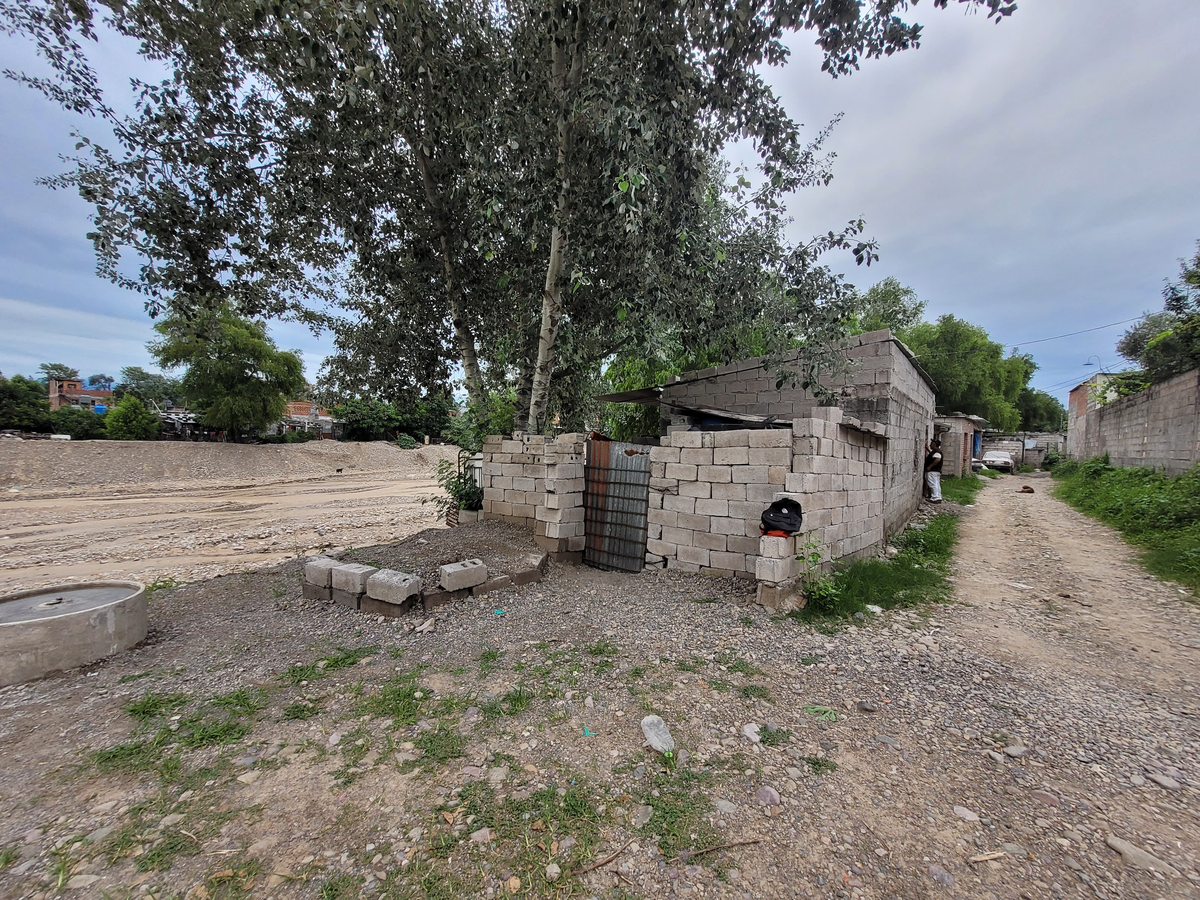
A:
[924,440,943,503]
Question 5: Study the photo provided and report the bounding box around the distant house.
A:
[47,379,113,412]
[934,414,987,477]
[271,401,343,439]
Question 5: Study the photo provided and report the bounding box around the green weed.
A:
[0,845,17,869]
[356,671,421,725]
[320,873,362,900]
[124,691,190,723]
[722,656,761,676]
[804,756,838,775]
[138,830,199,871]
[117,671,155,684]
[280,646,378,685]
[978,467,1001,479]
[759,727,791,747]
[803,705,840,722]
[282,699,323,721]
[210,687,269,717]
[479,649,505,677]
[481,685,533,720]
[177,717,251,749]
[638,771,719,860]
[586,640,618,657]
[145,577,184,600]
[414,726,465,767]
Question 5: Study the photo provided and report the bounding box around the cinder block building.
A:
[478,330,938,610]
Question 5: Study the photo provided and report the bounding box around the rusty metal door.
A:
[584,439,651,572]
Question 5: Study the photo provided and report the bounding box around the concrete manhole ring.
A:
[0,581,147,687]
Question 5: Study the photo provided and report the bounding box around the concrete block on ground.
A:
[302,583,331,602]
[331,588,363,610]
[439,559,488,591]
[332,563,378,594]
[759,535,795,559]
[303,556,339,587]
[472,575,513,595]
[423,586,471,611]
[361,593,419,618]
[756,579,803,611]
[366,569,423,604]
[755,556,793,583]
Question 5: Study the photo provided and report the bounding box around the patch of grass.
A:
[739,615,755,627]
[210,687,269,717]
[721,655,761,676]
[177,717,251,749]
[414,726,466,767]
[706,678,732,692]
[0,845,17,869]
[203,860,262,899]
[593,658,615,674]
[279,646,378,685]
[675,656,706,673]
[1054,457,1200,592]
[320,873,362,899]
[802,705,840,722]
[138,830,199,871]
[799,655,820,666]
[1015,463,1036,474]
[124,691,190,723]
[737,685,771,701]
[586,639,618,657]
[481,684,533,720]
[791,514,960,620]
[759,727,791,747]
[939,475,985,505]
[977,467,1001,479]
[639,770,719,860]
[692,596,719,605]
[357,671,422,725]
[628,666,647,679]
[90,737,169,774]
[282,699,323,721]
[479,648,505,677]
[804,756,838,775]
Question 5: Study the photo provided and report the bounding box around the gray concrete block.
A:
[303,556,339,587]
[473,575,513,596]
[361,593,419,617]
[332,588,363,610]
[366,569,423,603]
[439,559,488,590]
[332,563,378,593]
[302,583,332,602]
[423,586,470,610]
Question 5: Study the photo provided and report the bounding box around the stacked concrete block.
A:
[362,569,422,617]
[787,410,887,568]
[646,428,786,577]
[331,562,378,610]
[536,433,586,560]
[755,534,802,610]
[479,432,586,561]
[302,556,339,601]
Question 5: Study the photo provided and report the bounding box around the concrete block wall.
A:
[1066,368,1200,475]
[783,408,887,566]
[659,329,936,538]
[645,428,789,576]
[481,432,587,559]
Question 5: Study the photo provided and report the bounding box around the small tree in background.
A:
[49,406,107,439]
[0,374,51,431]
[105,395,159,440]
[115,366,182,407]
[150,304,305,439]
[85,373,115,390]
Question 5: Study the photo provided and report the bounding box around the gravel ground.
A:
[0,475,1196,900]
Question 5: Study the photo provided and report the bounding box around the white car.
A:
[975,450,1014,473]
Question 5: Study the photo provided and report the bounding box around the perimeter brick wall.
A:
[1066,368,1200,475]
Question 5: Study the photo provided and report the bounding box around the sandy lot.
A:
[0,440,458,592]
[0,476,1196,900]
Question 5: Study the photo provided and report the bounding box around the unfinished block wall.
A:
[481,433,586,560]
[645,428,790,576]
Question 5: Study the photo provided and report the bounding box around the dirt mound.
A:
[0,439,460,495]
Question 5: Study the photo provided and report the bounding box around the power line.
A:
[911,315,1144,361]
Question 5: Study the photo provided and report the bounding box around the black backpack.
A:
[761,497,803,535]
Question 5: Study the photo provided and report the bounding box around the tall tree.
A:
[149,305,306,437]
[0,374,51,431]
[116,366,182,407]
[855,277,926,333]
[5,0,1016,430]
[85,373,115,390]
[901,314,1033,431]
[37,362,79,382]
[1117,241,1200,385]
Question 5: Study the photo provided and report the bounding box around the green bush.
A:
[395,433,417,449]
[50,406,107,440]
[260,429,319,444]
[105,395,160,441]
[1042,447,1061,470]
[1053,456,1200,591]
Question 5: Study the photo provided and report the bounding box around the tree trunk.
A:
[410,139,485,408]
[526,0,588,433]
[514,352,535,433]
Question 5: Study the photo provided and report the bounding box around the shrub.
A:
[105,395,159,441]
[395,433,417,449]
[50,406,107,439]
[1042,447,1061,469]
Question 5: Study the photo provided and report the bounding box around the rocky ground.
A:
[0,475,1195,900]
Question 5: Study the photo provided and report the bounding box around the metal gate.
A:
[583,439,651,572]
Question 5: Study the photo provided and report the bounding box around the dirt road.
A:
[0,470,445,593]
[0,475,1196,899]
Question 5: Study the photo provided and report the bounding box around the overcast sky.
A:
[2,0,1198,404]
